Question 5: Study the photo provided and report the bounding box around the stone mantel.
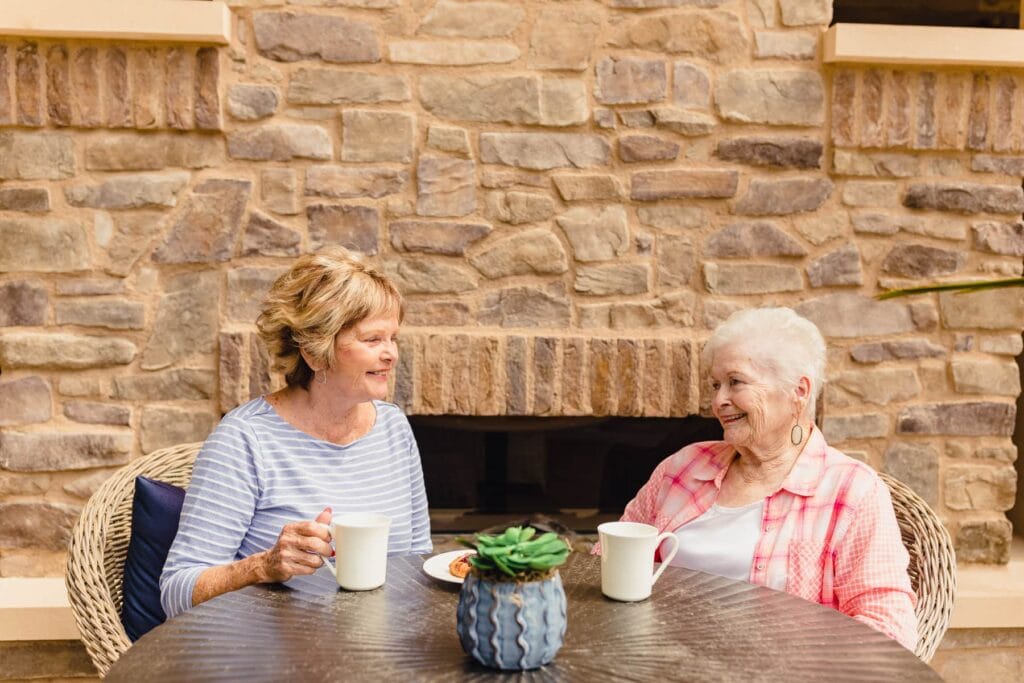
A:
[825,23,1024,69]
[0,0,230,44]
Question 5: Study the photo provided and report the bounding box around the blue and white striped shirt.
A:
[159,397,432,618]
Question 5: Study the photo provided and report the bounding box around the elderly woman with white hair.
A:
[615,307,918,650]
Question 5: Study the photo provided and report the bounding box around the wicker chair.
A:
[877,472,957,662]
[65,442,202,677]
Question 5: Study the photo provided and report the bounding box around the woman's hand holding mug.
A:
[258,507,333,583]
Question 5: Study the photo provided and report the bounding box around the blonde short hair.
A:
[701,307,826,421]
[256,247,404,388]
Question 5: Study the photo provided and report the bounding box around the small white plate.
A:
[422,549,476,584]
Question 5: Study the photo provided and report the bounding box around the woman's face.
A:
[709,345,795,454]
[326,312,400,403]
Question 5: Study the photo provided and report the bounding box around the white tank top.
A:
[670,499,765,582]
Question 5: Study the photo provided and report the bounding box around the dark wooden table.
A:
[107,553,940,682]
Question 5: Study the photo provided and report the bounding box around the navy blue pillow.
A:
[121,476,186,641]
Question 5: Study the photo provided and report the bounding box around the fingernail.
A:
[330,550,336,557]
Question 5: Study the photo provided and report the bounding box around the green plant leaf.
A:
[877,277,1024,300]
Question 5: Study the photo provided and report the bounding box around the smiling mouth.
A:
[367,370,389,378]
[720,414,746,425]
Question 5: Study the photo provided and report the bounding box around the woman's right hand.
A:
[257,507,333,583]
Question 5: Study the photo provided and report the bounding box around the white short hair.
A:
[701,307,826,421]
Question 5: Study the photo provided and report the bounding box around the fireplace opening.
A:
[411,415,723,533]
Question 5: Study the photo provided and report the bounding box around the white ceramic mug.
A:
[598,521,679,602]
[322,512,391,591]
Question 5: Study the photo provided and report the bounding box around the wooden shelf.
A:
[0,0,230,44]
[824,22,1024,68]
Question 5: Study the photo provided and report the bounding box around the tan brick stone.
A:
[611,11,748,63]
[835,368,921,405]
[444,334,474,416]
[130,48,160,129]
[45,45,70,126]
[427,125,470,156]
[575,264,649,296]
[227,83,279,121]
[480,132,610,170]
[0,377,51,426]
[389,41,518,65]
[945,466,1017,511]
[669,340,693,416]
[615,339,642,417]
[651,107,718,136]
[793,211,847,245]
[106,47,131,127]
[734,177,833,215]
[753,30,816,60]
[704,221,807,258]
[141,271,218,370]
[308,204,379,254]
[973,221,1024,256]
[307,165,408,200]
[0,187,48,212]
[951,360,1021,396]
[914,72,937,149]
[55,299,145,330]
[165,48,193,130]
[589,338,616,416]
[114,368,215,401]
[718,69,823,126]
[779,0,830,25]
[553,174,623,202]
[485,191,555,225]
[473,336,503,415]
[833,150,919,177]
[831,69,856,146]
[968,72,990,150]
[555,206,628,263]
[703,263,802,295]
[631,169,738,201]
[823,413,888,442]
[883,442,938,506]
[0,46,11,125]
[419,1,524,38]
[540,79,588,126]
[956,518,1011,563]
[528,7,602,71]
[596,57,667,105]
[795,294,914,338]
[0,132,75,180]
[141,405,215,453]
[937,72,969,149]
[64,400,130,426]
[261,168,299,215]
[390,220,490,255]
[16,43,42,126]
[254,11,380,62]
[0,432,131,472]
[641,339,670,416]
[881,244,965,279]
[888,72,917,147]
[898,402,1015,436]
[288,68,410,105]
[0,217,89,273]
[416,155,475,217]
[154,179,252,264]
[0,280,47,326]
[978,335,1024,356]
[404,300,470,327]
[472,228,568,278]
[904,182,1024,214]
[0,502,80,551]
[505,335,528,415]
[619,135,680,163]
[842,181,898,207]
[940,288,1024,330]
[342,109,414,162]
[992,75,1017,153]
[227,124,332,161]
[638,205,705,229]
[807,244,862,287]
[420,74,538,125]
[385,259,479,294]
[533,337,558,416]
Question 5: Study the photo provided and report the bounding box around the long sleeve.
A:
[405,428,432,554]
[832,477,919,651]
[159,417,261,619]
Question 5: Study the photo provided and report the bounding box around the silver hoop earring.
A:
[790,424,803,446]
[316,370,327,385]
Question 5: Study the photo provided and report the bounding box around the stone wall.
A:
[0,0,1022,575]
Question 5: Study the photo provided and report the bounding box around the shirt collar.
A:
[695,426,828,496]
[778,425,828,497]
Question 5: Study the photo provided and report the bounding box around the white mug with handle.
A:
[598,521,679,602]
[322,512,391,591]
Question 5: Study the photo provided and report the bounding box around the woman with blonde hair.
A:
[612,306,917,650]
[161,247,431,617]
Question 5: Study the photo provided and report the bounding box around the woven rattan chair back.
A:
[65,442,202,677]
[877,472,957,662]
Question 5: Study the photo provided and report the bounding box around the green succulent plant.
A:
[457,526,571,580]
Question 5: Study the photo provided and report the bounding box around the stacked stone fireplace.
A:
[0,0,1023,581]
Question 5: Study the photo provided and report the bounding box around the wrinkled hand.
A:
[258,507,332,583]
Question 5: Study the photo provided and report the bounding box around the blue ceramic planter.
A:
[456,571,567,670]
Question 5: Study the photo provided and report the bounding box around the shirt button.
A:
[756,562,765,570]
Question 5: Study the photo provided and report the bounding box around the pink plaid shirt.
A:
[614,427,918,651]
